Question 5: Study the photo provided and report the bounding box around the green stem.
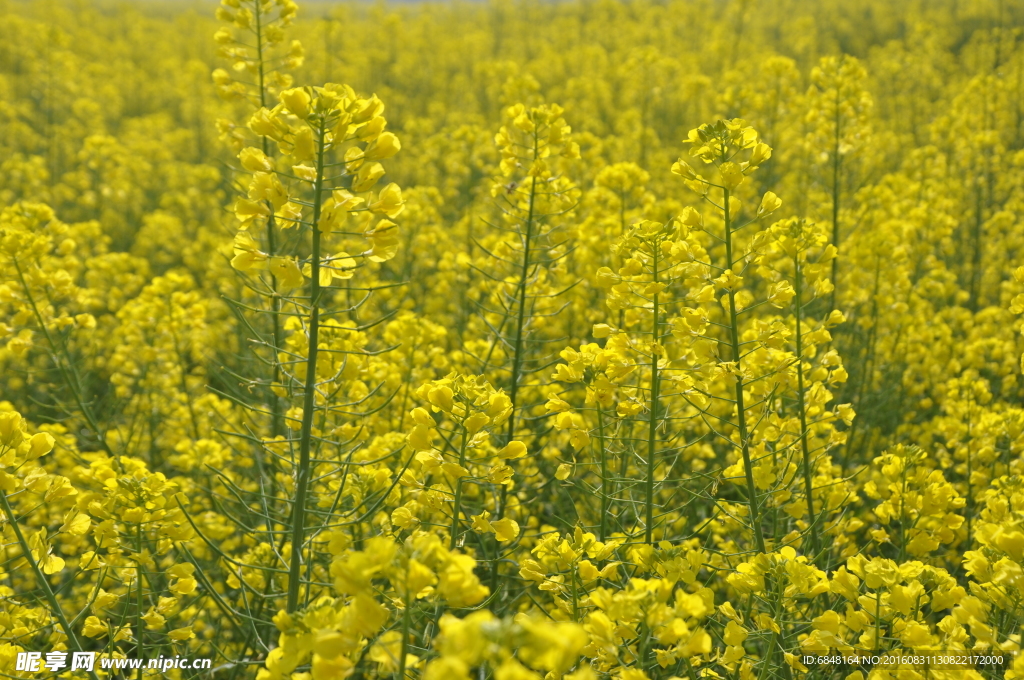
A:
[503,156,539,463]
[254,0,285,441]
[492,136,539,595]
[874,587,882,656]
[450,427,469,550]
[135,523,144,680]
[898,458,908,564]
[966,402,974,547]
[794,258,820,558]
[12,257,114,461]
[287,119,327,614]
[597,407,609,542]
[829,88,842,315]
[723,187,765,553]
[645,243,661,545]
[0,489,100,680]
[570,564,579,622]
[842,256,881,469]
[397,570,412,680]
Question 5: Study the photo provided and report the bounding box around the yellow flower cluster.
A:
[0,0,1023,678]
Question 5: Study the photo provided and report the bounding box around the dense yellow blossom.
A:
[0,0,1023,678]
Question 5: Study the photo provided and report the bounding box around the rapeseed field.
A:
[0,0,1023,678]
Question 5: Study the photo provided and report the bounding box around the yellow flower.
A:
[280,87,311,119]
[353,162,386,192]
[719,162,744,190]
[757,191,782,217]
[365,132,402,160]
[142,610,166,630]
[369,183,405,218]
[498,441,527,459]
[239,147,274,173]
[724,620,748,646]
[268,256,304,289]
[82,616,107,638]
[492,518,520,542]
[168,627,195,641]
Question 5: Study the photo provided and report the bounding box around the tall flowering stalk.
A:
[672,119,783,552]
[213,0,304,440]
[472,102,579,594]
